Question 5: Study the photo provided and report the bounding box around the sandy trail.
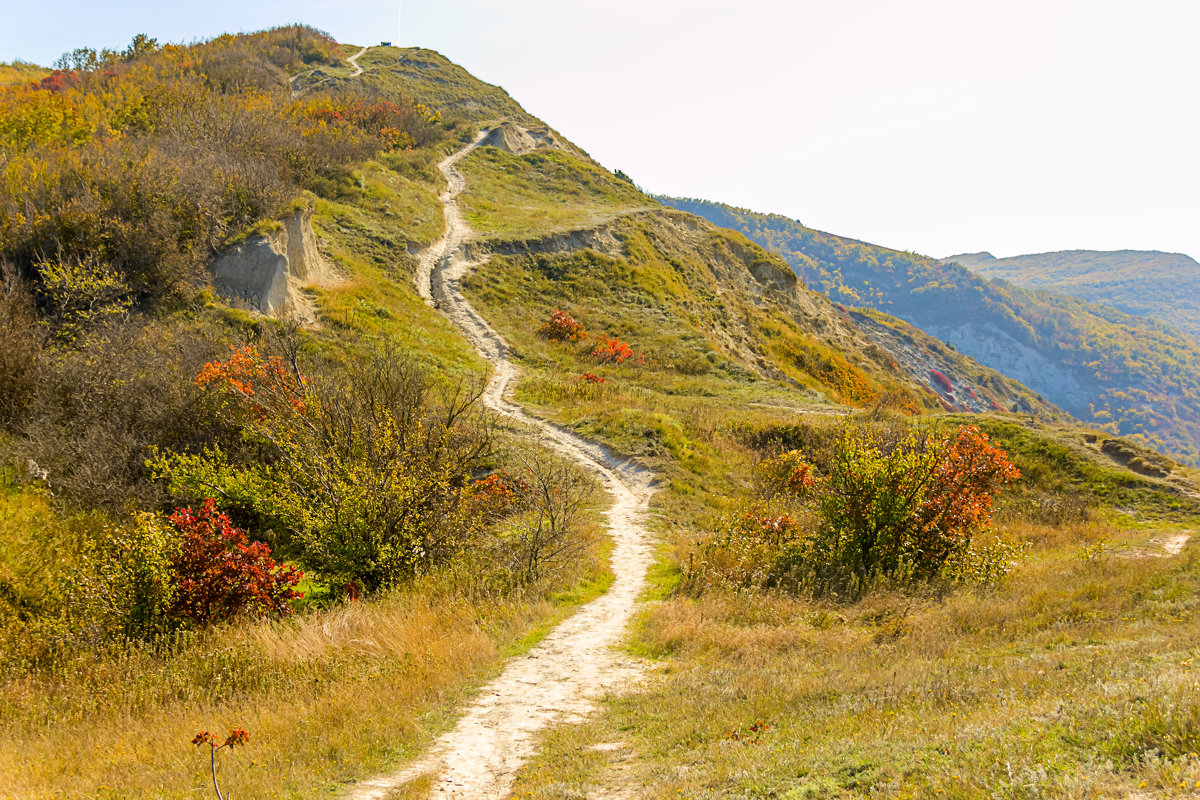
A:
[345,137,656,800]
[289,45,371,98]
[346,45,371,78]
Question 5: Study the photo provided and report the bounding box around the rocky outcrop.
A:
[481,122,570,156]
[210,209,342,324]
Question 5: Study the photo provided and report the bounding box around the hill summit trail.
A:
[345,133,657,799]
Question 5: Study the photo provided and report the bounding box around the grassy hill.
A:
[2,29,1198,799]
[947,249,1200,341]
[662,197,1200,465]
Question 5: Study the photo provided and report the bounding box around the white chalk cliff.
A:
[211,209,341,324]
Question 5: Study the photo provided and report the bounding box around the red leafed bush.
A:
[929,369,954,394]
[36,70,82,93]
[538,309,586,342]
[168,499,302,626]
[577,372,606,384]
[590,335,640,365]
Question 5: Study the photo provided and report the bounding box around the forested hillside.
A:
[662,197,1200,464]
[948,249,1200,340]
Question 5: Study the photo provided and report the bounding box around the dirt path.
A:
[1119,531,1193,559]
[346,45,371,78]
[346,137,657,799]
[290,45,372,97]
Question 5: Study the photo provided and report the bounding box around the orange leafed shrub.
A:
[538,309,586,342]
[470,471,530,522]
[590,334,642,365]
[297,96,441,151]
[195,345,306,415]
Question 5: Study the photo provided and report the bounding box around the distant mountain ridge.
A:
[945,249,1200,340]
[660,197,1200,464]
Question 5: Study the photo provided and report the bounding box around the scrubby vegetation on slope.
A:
[663,197,1200,465]
[506,409,1200,799]
[450,140,1200,798]
[0,30,614,797]
[2,31,1198,800]
[0,60,48,86]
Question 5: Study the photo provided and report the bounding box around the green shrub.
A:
[79,512,177,639]
[155,342,494,593]
[692,423,1021,597]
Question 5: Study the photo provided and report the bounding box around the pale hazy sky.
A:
[3,1,1198,260]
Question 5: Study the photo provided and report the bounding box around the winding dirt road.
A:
[345,137,656,799]
[346,45,370,78]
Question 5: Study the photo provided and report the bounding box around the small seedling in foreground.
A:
[193,728,249,800]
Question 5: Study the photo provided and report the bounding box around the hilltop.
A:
[946,249,1200,341]
[662,197,1200,465]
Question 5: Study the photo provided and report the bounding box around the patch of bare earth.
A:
[1118,531,1192,559]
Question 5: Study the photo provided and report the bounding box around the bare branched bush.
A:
[498,449,597,585]
[17,318,238,513]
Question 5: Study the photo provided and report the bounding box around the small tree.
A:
[809,424,1019,591]
[734,423,1020,596]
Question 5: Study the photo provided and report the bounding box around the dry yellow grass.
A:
[508,520,1200,799]
[0,560,608,799]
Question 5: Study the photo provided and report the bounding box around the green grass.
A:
[302,150,485,377]
[459,145,655,239]
[348,46,539,127]
[956,416,1200,521]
